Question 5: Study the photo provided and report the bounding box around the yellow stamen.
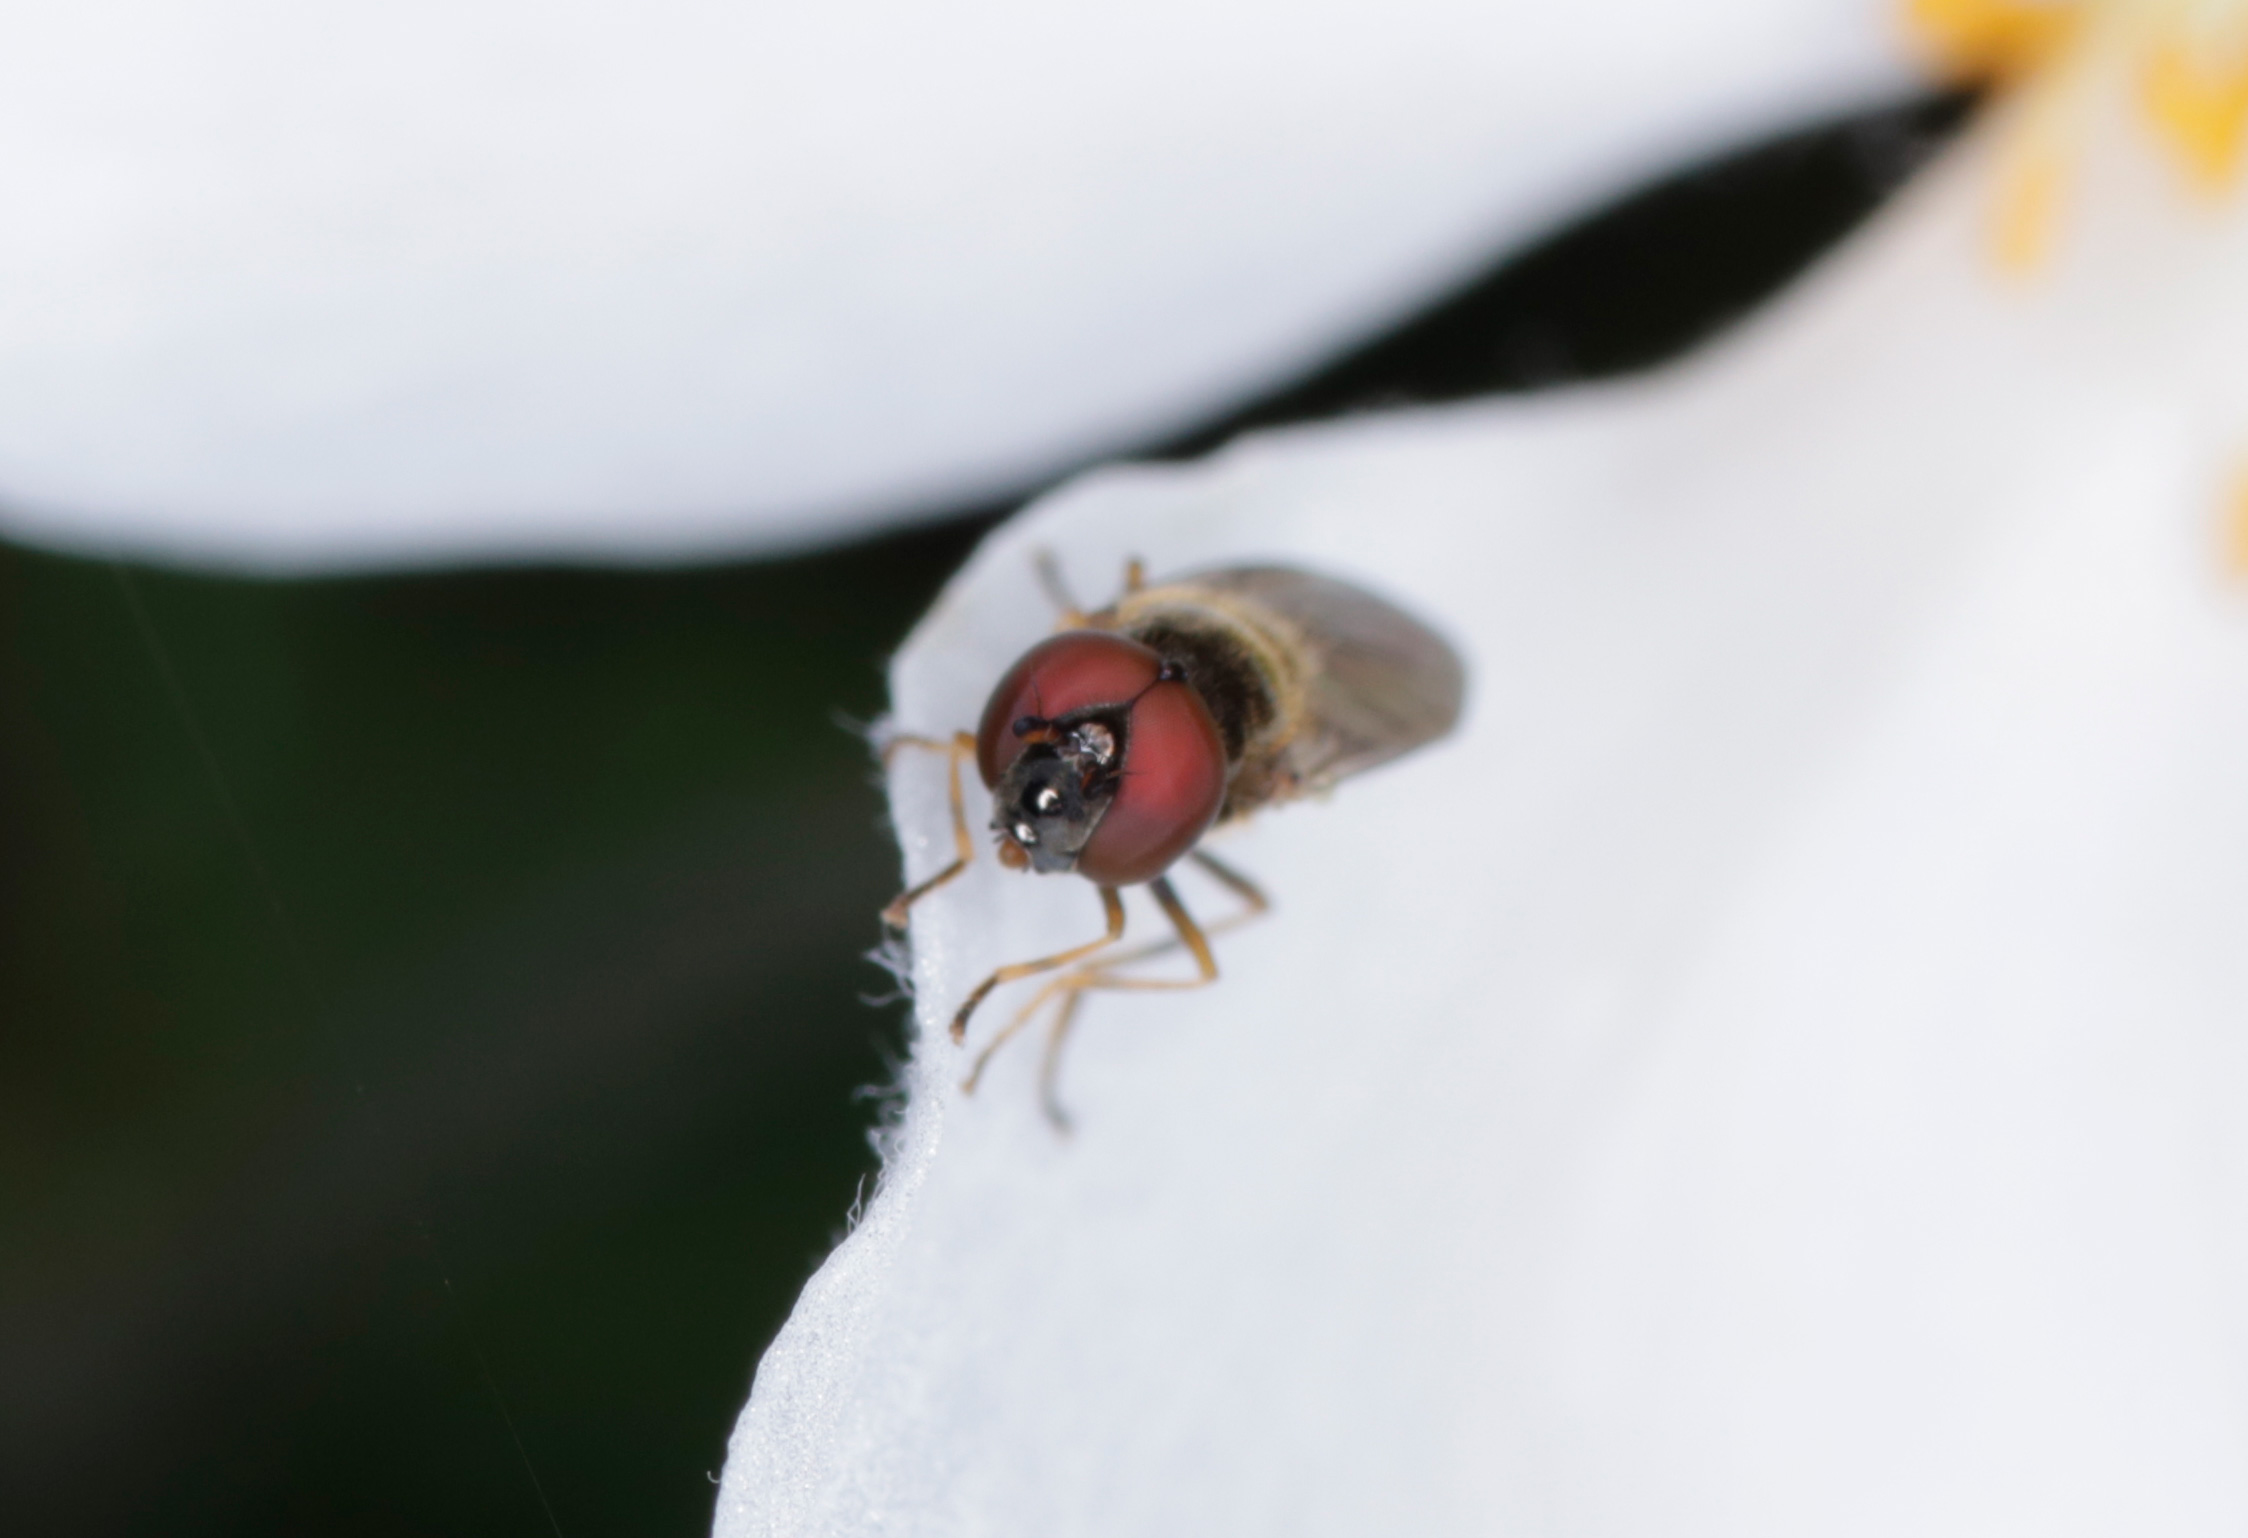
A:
[2144,37,2248,188]
[1905,5,2248,584]
[1904,1,2248,262]
[1993,135,2071,268]
[2225,465,2248,577]
[1907,0,2081,81]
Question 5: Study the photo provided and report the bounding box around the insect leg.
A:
[1188,847,1270,916]
[962,974,1069,1096]
[1008,877,1227,1012]
[965,886,1210,1096]
[960,960,1167,1134]
[1037,986,1090,1133]
[950,884,1127,1042]
[962,861,1271,1125]
[879,730,978,928]
[1051,854,1270,984]
[1032,549,1089,627]
[964,915,1185,1096]
[1147,874,1218,980]
[1026,875,1225,1128]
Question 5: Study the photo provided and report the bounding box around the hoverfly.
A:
[883,555,1465,1127]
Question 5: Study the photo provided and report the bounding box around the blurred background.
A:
[0,45,1968,1538]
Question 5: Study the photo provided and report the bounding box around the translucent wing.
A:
[1181,565,1466,788]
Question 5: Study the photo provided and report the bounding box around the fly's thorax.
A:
[1104,582,1311,788]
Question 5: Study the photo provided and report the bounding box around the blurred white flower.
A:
[717,5,2248,1534]
[0,1,1904,569]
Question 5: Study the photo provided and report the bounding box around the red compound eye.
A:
[975,630,1227,886]
[1075,667,1227,885]
[976,632,1156,785]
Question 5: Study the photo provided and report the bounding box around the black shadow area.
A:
[0,521,978,1538]
[1164,89,1973,451]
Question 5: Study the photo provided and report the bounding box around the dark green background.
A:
[0,93,1965,1537]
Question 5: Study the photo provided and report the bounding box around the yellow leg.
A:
[964,937,1215,1131]
[1032,549,1089,628]
[962,861,1270,1129]
[1034,876,1217,1131]
[962,981,1053,1096]
[949,884,1127,1042]
[879,731,978,928]
[1145,875,1216,979]
[1038,987,1091,1133]
[1033,550,1149,628]
[1186,847,1269,916]
[964,869,1243,1105]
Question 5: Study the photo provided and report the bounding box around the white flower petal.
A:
[0,1,1906,570]
[718,116,2248,1536]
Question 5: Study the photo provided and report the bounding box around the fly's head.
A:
[991,708,1127,874]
